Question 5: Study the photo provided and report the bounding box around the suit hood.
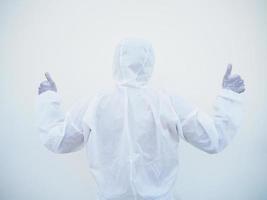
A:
[112,38,155,87]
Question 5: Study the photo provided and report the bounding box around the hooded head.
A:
[112,38,155,87]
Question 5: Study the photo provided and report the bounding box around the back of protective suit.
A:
[81,38,181,199]
[83,85,181,200]
[37,38,243,200]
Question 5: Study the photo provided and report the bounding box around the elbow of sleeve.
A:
[43,142,76,154]
[44,137,84,154]
[200,146,222,154]
[204,146,223,154]
[40,135,72,154]
[55,148,74,154]
[206,127,237,154]
[40,127,84,153]
[48,145,69,154]
[42,141,66,154]
[204,140,229,154]
[191,140,225,154]
[197,138,226,154]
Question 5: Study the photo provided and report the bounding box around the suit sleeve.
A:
[171,89,243,154]
[36,91,91,154]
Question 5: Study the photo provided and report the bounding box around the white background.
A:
[1,0,267,199]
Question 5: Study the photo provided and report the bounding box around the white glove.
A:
[222,64,245,94]
[38,72,57,95]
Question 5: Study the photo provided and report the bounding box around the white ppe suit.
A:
[37,38,243,200]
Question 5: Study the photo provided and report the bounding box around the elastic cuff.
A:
[219,89,243,103]
[37,90,61,103]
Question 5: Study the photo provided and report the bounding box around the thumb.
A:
[224,64,232,79]
[45,72,55,85]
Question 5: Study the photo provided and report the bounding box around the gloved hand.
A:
[222,64,245,94]
[38,72,57,95]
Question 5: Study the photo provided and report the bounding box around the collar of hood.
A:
[112,38,155,88]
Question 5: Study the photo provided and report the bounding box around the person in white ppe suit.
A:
[37,38,245,200]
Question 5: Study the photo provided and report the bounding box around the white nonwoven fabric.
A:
[37,38,243,200]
